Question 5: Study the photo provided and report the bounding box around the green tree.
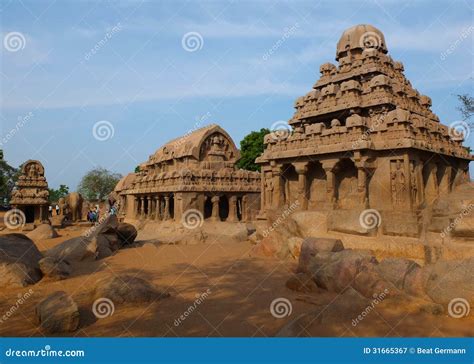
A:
[0,150,19,205]
[236,128,270,172]
[78,167,122,201]
[134,165,140,173]
[48,184,69,203]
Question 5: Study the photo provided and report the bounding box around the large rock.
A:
[116,223,137,246]
[309,249,377,293]
[0,234,43,288]
[425,257,474,305]
[297,237,344,273]
[45,236,98,262]
[27,223,58,240]
[39,256,71,280]
[376,258,420,290]
[92,275,170,304]
[35,291,80,333]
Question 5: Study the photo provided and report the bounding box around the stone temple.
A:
[10,160,49,225]
[115,124,261,223]
[256,24,472,237]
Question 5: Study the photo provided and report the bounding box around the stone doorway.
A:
[219,195,229,221]
[24,206,35,223]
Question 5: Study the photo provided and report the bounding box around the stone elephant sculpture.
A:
[65,192,84,222]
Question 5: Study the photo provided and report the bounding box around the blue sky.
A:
[1,0,473,189]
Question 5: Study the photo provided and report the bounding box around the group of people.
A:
[86,205,101,223]
[48,204,60,217]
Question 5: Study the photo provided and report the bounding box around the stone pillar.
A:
[210,196,220,221]
[355,163,368,207]
[293,162,308,210]
[228,196,238,222]
[155,196,161,220]
[140,196,145,218]
[322,160,338,209]
[133,197,138,218]
[163,196,170,220]
[146,196,152,219]
[271,167,282,208]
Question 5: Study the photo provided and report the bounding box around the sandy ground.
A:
[0,221,472,337]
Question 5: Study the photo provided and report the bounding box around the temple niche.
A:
[256,24,473,237]
[115,124,261,223]
[10,160,49,225]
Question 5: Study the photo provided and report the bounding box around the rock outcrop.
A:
[27,223,58,240]
[0,234,43,288]
[35,291,80,333]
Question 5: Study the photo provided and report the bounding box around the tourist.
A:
[55,204,60,215]
[48,205,53,217]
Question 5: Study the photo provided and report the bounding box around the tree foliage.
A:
[78,167,122,201]
[0,150,19,205]
[48,184,69,203]
[457,94,474,120]
[236,128,270,172]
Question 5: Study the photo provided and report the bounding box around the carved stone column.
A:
[163,196,170,220]
[228,196,238,222]
[355,162,368,207]
[140,196,145,218]
[322,160,338,209]
[147,196,152,219]
[271,167,282,208]
[210,196,220,221]
[293,162,308,210]
[155,196,160,220]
